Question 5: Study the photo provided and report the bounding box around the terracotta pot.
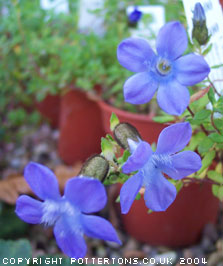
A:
[58,89,105,164]
[36,94,61,128]
[98,100,166,144]
[117,181,219,247]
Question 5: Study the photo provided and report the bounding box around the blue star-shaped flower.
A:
[15,162,121,258]
[120,122,202,213]
[117,21,210,115]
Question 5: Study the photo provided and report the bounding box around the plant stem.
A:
[187,106,209,135]
[211,112,222,135]
[208,77,221,97]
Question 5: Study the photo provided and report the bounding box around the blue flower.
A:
[117,21,210,115]
[128,7,142,24]
[120,122,202,213]
[15,162,121,259]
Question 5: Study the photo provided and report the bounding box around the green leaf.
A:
[152,115,175,123]
[214,97,223,114]
[202,43,213,56]
[214,119,223,135]
[211,63,223,69]
[110,112,119,131]
[101,137,114,160]
[208,170,223,184]
[115,195,120,203]
[209,133,223,143]
[197,137,214,154]
[207,87,216,105]
[194,109,211,120]
[212,185,223,201]
[197,150,216,175]
[135,193,141,200]
[185,132,206,151]
[0,239,31,265]
[122,149,130,163]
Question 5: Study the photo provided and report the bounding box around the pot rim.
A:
[97,100,155,122]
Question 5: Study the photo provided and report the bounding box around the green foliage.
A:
[0,204,28,239]
[212,185,223,201]
[0,239,31,265]
[110,113,120,131]
[152,115,175,123]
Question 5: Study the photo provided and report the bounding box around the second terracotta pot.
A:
[58,89,105,164]
[118,181,219,247]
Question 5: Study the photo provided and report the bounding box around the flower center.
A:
[156,58,171,76]
[152,154,172,169]
[41,199,79,227]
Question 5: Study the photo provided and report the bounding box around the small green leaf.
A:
[122,149,131,163]
[116,195,120,203]
[211,63,223,69]
[214,97,223,114]
[202,43,213,56]
[212,184,219,197]
[209,133,223,143]
[185,132,206,151]
[207,87,216,105]
[208,170,223,184]
[212,185,223,201]
[152,115,175,123]
[135,193,141,200]
[110,112,120,131]
[198,137,214,154]
[194,109,211,120]
[197,150,216,175]
[101,137,114,160]
[218,187,223,201]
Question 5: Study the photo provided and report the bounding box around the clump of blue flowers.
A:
[15,162,121,259]
[117,21,210,115]
[120,122,202,213]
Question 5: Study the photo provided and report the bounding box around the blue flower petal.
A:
[117,38,156,72]
[64,177,106,213]
[81,215,121,244]
[122,141,152,174]
[120,172,143,214]
[163,151,202,180]
[54,217,86,259]
[24,162,61,201]
[175,54,210,86]
[156,122,192,155]
[15,195,43,224]
[156,21,188,60]
[157,80,190,115]
[144,171,176,211]
[124,72,158,104]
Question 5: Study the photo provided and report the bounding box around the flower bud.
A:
[79,155,109,182]
[192,3,209,45]
[128,7,142,27]
[114,122,141,149]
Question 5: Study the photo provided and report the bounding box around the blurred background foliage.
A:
[0,0,184,143]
